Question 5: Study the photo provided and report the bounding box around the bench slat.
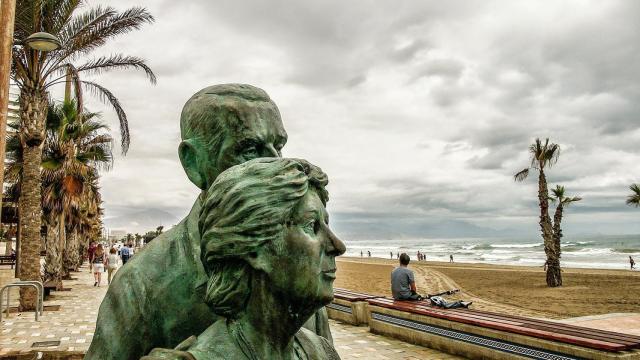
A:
[367,298,635,351]
[456,308,640,344]
[366,297,640,346]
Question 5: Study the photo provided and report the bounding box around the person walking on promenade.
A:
[107,247,119,284]
[120,243,131,265]
[391,253,422,301]
[92,244,106,286]
[631,256,636,270]
[450,254,454,263]
[87,241,97,272]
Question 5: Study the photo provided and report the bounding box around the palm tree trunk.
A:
[537,170,560,287]
[550,203,564,286]
[64,229,80,272]
[17,88,47,310]
[43,217,63,289]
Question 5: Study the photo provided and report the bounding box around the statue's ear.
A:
[243,249,271,273]
[179,139,206,190]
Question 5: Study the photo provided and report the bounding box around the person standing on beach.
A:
[360,251,363,257]
[450,254,454,263]
[631,256,636,270]
[390,251,393,259]
[391,253,422,301]
[368,250,371,257]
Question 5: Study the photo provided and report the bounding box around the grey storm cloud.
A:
[68,0,640,236]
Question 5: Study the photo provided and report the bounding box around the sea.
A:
[343,234,640,270]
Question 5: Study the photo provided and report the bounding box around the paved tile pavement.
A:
[0,264,462,359]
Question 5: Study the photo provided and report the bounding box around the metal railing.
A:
[0,281,43,321]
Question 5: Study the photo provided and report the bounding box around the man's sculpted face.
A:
[212,99,288,181]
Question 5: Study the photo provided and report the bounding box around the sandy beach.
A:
[335,257,640,319]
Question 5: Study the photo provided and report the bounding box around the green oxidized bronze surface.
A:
[144,158,345,359]
[86,85,339,360]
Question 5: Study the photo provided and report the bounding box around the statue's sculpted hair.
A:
[199,158,328,318]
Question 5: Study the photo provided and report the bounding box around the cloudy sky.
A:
[70,0,640,238]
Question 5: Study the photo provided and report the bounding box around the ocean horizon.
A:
[343,234,640,270]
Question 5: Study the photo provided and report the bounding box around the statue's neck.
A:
[229,274,317,360]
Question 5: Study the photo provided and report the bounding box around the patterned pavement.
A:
[0,264,462,359]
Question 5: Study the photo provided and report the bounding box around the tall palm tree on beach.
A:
[548,185,582,286]
[514,138,562,287]
[627,184,640,207]
[12,0,155,309]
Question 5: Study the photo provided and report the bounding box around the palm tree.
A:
[627,184,640,207]
[549,185,582,286]
[514,138,562,287]
[12,1,155,309]
[41,100,112,285]
[6,100,112,287]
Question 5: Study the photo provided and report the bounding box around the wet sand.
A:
[334,257,640,319]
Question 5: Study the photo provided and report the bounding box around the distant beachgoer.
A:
[121,243,131,265]
[368,250,371,257]
[391,253,422,301]
[88,240,97,272]
[396,252,399,259]
[631,256,636,270]
[390,251,393,259]
[92,244,106,286]
[107,248,119,284]
[360,251,363,257]
[450,254,454,263]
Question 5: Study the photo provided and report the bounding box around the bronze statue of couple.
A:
[85,84,345,359]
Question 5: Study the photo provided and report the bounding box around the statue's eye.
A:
[302,220,316,235]
[241,145,259,158]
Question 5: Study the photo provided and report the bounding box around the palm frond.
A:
[76,54,157,84]
[551,185,565,200]
[514,168,529,182]
[82,80,129,153]
[627,184,640,207]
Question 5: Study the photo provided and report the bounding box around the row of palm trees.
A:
[6,100,111,288]
[9,0,155,309]
[516,138,638,288]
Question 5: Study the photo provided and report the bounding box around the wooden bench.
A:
[366,297,640,360]
[0,255,16,269]
[326,288,382,326]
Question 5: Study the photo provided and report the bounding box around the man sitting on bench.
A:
[391,253,423,301]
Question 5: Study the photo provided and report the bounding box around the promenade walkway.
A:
[0,265,462,359]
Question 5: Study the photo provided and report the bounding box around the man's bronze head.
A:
[178,84,288,190]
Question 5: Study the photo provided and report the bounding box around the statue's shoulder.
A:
[295,327,341,360]
[186,321,237,359]
[110,218,193,289]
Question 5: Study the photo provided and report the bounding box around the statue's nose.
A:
[324,225,346,256]
[265,144,280,157]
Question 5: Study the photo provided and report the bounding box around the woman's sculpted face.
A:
[266,187,345,305]
[199,157,346,319]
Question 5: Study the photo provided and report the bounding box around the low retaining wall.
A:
[326,298,369,326]
[327,296,640,360]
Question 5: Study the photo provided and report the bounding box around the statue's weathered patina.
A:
[86,85,333,359]
[143,158,345,359]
